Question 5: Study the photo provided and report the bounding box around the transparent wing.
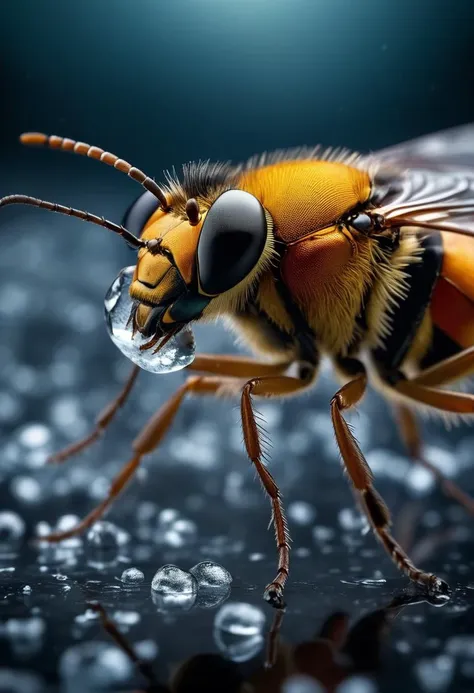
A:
[369,125,474,238]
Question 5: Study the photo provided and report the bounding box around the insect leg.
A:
[48,357,288,465]
[394,405,474,514]
[48,365,140,464]
[330,360,449,596]
[40,375,227,542]
[410,346,474,387]
[240,374,311,608]
[394,379,474,413]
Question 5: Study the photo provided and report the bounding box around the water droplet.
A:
[337,676,378,693]
[446,635,474,658]
[120,567,144,585]
[283,675,324,693]
[10,475,42,504]
[340,578,386,587]
[312,525,335,543]
[214,602,265,662]
[214,602,265,636]
[22,585,32,594]
[59,642,133,692]
[248,552,265,562]
[338,507,370,533]
[104,265,195,373]
[151,564,197,594]
[74,608,100,626]
[287,501,317,526]
[135,639,158,661]
[190,561,233,588]
[112,610,140,627]
[0,669,44,693]
[0,511,25,545]
[4,617,46,658]
[86,521,130,549]
[415,654,454,692]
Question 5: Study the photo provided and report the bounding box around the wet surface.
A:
[1,179,474,692]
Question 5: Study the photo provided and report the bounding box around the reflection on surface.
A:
[90,589,450,692]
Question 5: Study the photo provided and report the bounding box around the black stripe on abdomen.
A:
[372,231,443,374]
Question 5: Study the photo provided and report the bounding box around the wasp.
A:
[2,126,474,608]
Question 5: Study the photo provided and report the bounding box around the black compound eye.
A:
[349,213,373,233]
[197,190,268,295]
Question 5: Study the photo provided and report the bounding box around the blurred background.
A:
[1,1,474,691]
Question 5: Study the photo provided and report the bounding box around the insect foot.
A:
[424,574,451,601]
[263,582,286,610]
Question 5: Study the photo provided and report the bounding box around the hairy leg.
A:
[48,354,289,464]
[394,404,474,514]
[48,365,140,463]
[240,374,310,608]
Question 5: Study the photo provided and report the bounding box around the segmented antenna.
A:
[0,194,146,249]
[20,132,170,211]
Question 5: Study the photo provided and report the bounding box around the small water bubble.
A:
[86,521,130,549]
[406,466,435,495]
[312,525,335,543]
[337,676,378,693]
[18,423,51,448]
[249,552,265,562]
[104,265,195,373]
[0,669,44,693]
[338,507,369,533]
[170,518,197,544]
[59,641,133,692]
[214,602,265,662]
[52,573,68,582]
[151,564,197,594]
[75,609,100,626]
[283,676,324,693]
[446,635,474,657]
[214,602,265,636]
[10,475,42,504]
[112,610,140,627]
[135,639,159,661]
[15,423,52,467]
[190,561,233,588]
[5,617,46,658]
[287,501,317,526]
[340,578,386,587]
[22,585,32,594]
[415,654,454,692]
[120,567,145,585]
[0,510,25,545]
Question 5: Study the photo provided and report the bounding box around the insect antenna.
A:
[0,194,146,249]
[20,132,170,211]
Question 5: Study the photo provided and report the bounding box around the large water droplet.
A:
[104,266,195,373]
[213,602,265,662]
[190,561,233,588]
[151,564,197,594]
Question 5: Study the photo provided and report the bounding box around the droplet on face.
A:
[104,266,195,373]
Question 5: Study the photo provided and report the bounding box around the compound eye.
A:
[197,190,268,295]
[349,213,373,233]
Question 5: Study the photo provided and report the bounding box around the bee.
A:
[2,125,474,609]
